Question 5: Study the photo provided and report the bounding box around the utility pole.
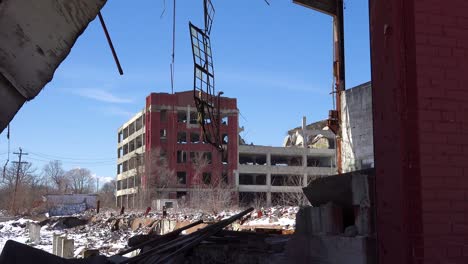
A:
[11,148,28,213]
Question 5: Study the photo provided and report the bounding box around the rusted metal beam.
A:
[98,12,124,75]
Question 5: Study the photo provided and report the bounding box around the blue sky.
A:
[0,0,370,183]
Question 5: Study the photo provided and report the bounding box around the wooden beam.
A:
[293,0,337,16]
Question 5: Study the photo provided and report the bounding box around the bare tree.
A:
[189,152,233,214]
[276,175,313,206]
[0,162,47,214]
[143,148,175,207]
[42,160,67,193]
[99,180,116,208]
[66,168,95,194]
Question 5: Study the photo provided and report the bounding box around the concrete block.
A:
[28,223,41,244]
[61,238,74,258]
[52,235,63,256]
[296,203,343,235]
[321,202,343,234]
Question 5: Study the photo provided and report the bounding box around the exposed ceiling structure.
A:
[0,0,108,133]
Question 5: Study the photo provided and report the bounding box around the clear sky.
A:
[0,0,370,183]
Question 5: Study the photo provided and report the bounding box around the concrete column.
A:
[266,153,271,166]
[266,172,272,206]
[234,171,239,186]
[61,238,74,258]
[303,173,308,187]
[52,234,60,255]
[28,222,41,244]
[302,155,307,167]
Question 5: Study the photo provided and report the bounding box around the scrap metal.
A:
[189,0,225,152]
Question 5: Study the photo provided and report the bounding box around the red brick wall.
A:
[371,0,468,263]
[144,91,238,193]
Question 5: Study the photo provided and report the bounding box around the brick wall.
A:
[415,0,468,262]
[371,0,468,263]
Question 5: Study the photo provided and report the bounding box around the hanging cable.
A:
[2,124,10,179]
[160,0,167,18]
[170,0,176,94]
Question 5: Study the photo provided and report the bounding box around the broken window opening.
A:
[160,110,168,122]
[222,134,228,144]
[129,122,135,136]
[136,116,143,131]
[177,111,187,123]
[118,131,123,143]
[160,129,167,140]
[128,177,135,188]
[221,116,228,125]
[203,152,212,164]
[123,144,129,156]
[177,171,187,185]
[122,160,128,172]
[239,154,267,165]
[190,112,198,124]
[177,131,187,144]
[190,132,200,143]
[202,172,211,185]
[123,127,129,140]
[239,174,266,185]
[129,140,135,153]
[271,155,302,166]
[177,191,187,199]
[118,147,123,158]
[177,150,187,163]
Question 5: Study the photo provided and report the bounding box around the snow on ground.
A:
[0,206,298,257]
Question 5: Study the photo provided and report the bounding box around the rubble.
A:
[0,206,299,258]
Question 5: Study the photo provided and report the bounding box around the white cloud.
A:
[102,106,135,118]
[73,88,133,103]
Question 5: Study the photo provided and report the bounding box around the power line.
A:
[24,149,115,161]
[26,156,115,166]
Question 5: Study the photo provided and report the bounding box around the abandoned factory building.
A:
[116,83,373,208]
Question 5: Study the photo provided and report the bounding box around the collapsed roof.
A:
[0,0,107,133]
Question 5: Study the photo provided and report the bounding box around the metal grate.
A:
[204,0,215,35]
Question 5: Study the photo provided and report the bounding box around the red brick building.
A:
[116,91,238,207]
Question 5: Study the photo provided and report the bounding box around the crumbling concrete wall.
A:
[340,82,374,172]
[0,0,107,132]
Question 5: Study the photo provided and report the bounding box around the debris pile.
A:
[0,207,294,263]
[0,206,298,259]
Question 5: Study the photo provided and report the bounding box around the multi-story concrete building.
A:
[116,90,340,208]
[116,91,238,208]
[236,133,336,206]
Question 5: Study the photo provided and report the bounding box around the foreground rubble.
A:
[0,206,297,257]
